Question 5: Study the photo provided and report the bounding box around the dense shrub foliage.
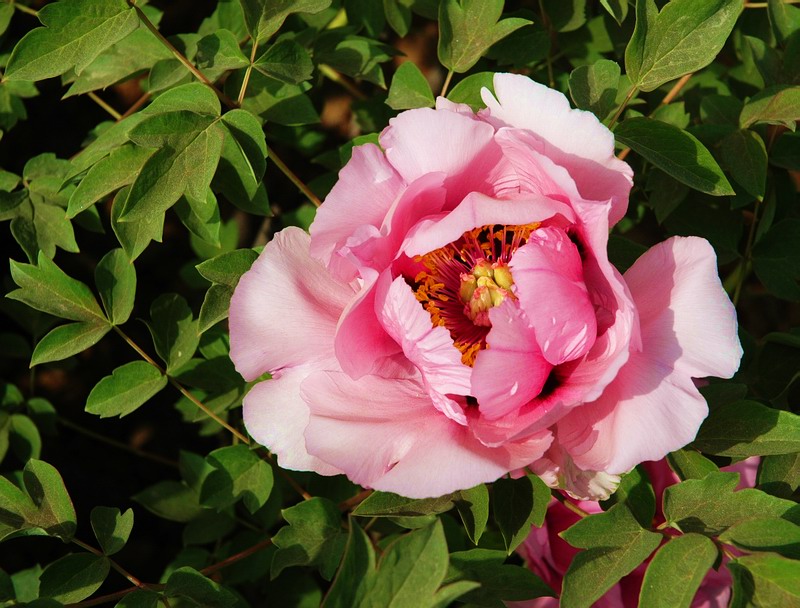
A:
[0,0,799,606]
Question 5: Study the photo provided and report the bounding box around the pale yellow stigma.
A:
[458,259,515,326]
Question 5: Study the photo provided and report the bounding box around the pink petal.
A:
[380,106,504,205]
[229,227,354,382]
[480,73,633,225]
[378,277,472,423]
[309,144,405,270]
[243,366,342,476]
[510,228,597,365]
[624,236,742,379]
[472,302,551,420]
[302,371,552,498]
[334,269,401,379]
[402,191,575,258]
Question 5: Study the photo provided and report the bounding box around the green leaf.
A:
[133,480,203,523]
[568,59,621,121]
[384,0,412,36]
[667,449,720,481]
[254,39,314,85]
[31,321,111,366]
[720,129,768,201]
[147,294,199,374]
[693,400,800,457]
[201,445,273,513]
[196,249,259,286]
[446,71,495,111]
[560,505,662,608]
[67,145,153,218]
[39,553,110,604]
[164,567,237,607]
[438,0,531,73]
[729,553,800,607]
[600,466,655,528]
[175,190,220,246]
[758,452,800,498]
[768,0,800,43]
[740,85,800,130]
[752,219,800,301]
[9,415,42,462]
[492,473,550,554]
[444,549,555,607]
[8,253,107,323]
[85,361,167,418]
[720,517,800,559]
[625,0,742,92]
[240,0,332,42]
[5,0,139,81]
[196,30,249,75]
[454,484,489,545]
[272,497,347,581]
[638,534,718,608]
[111,187,164,262]
[95,248,137,326]
[115,589,161,608]
[215,109,269,215]
[599,0,628,24]
[352,491,456,518]
[91,506,134,556]
[387,62,435,110]
[663,472,800,537]
[367,520,452,607]
[322,520,375,608]
[120,111,225,222]
[615,117,734,196]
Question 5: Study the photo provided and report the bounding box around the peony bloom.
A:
[229,73,742,499]
[515,458,760,608]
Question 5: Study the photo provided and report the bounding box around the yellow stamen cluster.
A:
[458,259,515,327]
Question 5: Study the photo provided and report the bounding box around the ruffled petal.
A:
[480,73,633,225]
[378,277,472,423]
[243,366,342,476]
[472,302,551,420]
[510,228,597,365]
[302,371,552,498]
[403,191,575,257]
[309,144,405,269]
[229,227,355,381]
[381,106,504,205]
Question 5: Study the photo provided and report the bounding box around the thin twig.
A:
[237,38,259,105]
[733,198,761,306]
[112,326,250,444]
[339,488,373,512]
[87,92,122,120]
[72,538,148,590]
[129,2,238,109]
[319,64,367,100]
[58,417,179,469]
[12,2,38,16]
[439,69,454,97]
[120,92,151,120]
[266,144,322,207]
[201,536,274,575]
[608,85,637,129]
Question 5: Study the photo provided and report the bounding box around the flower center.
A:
[412,223,538,366]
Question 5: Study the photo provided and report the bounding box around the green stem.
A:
[87,92,122,120]
[237,37,259,106]
[266,144,322,207]
[733,201,761,307]
[319,64,367,100]
[129,2,238,109]
[608,85,637,129]
[440,69,454,97]
[72,538,148,590]
[12,2,38,17]
[112,326,250,444]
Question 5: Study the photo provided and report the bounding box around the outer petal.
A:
[302,371,552,498]
[510,228,597,365]
[229,227,355,382]
[558,237,741,474]
[378,277,472,424]
[624,236,742,379]
[243,366,342,475]
[472,302,551,420]
[480,73,633,225]
[380,107,504,205]
[309,144,405,269]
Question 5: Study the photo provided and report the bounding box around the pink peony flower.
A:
[515,458,760,608]
[229,73,742,499]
